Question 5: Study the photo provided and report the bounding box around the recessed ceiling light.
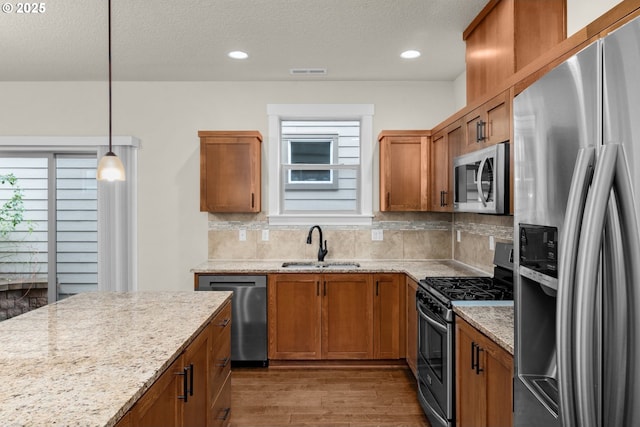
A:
[401,50,421,59]
[228,51,249,59]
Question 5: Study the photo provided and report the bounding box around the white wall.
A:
[567,0,623,36]
[0,80,455,291]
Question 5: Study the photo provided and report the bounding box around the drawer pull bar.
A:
[216,356,230,367]
[218,407,231,421]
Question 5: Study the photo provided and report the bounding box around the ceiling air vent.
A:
[289,68,327,76]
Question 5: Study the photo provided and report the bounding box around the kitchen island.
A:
[0,291,232,427]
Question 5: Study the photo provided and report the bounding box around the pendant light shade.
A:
[97,0,125,182]
[97,152,126,181]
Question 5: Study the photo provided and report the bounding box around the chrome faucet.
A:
[306,225,328,262]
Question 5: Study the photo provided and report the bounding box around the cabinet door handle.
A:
[376,281,379,296]
[476,120,486,142]
[218,408,231,421]
[471,342,476,370]
[176,367,189,402]
[189,363,194,396]
[386,192,390,208]
[316,281,320,296]
[442,191,448,207]
[475,344,484,375]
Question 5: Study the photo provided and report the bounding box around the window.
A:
[284,133,338,189]
[267,104,374,225]
[0,155,98,300]
[0,136,138,301]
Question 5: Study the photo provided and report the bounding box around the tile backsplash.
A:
[207,211,514,274]
[453,213,514,273]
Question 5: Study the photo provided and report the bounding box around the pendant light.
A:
[97,0,126,182]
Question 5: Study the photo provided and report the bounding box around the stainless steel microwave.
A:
[453,142,508,214]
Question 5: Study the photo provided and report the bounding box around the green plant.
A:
[0,173,26,238]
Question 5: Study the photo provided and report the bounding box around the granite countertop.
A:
[192,259,490,283]
[453,304,514,355]
[0,291,232,427]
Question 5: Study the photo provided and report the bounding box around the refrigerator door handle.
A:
[557,146,596,427]
[602,191,627,427]
[574,144,618,427]
[612,146,640,425]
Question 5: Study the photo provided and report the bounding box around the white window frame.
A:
[267,104,374,226]
[0,136,139,296]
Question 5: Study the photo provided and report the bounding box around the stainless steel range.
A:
[416,243,514,427]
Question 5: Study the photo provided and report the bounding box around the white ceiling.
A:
[0,0,488,82]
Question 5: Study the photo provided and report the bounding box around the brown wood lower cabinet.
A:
[455,317,513,427]
[119,300,232,427]
[268,273,404,361]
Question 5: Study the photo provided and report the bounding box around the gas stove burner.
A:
[421,275,514,302]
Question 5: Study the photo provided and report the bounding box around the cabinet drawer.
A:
[211,301,232,344]
[208,373,231,427]
[210,322,231,402]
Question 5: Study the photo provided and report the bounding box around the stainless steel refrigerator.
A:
[513,15,640,427]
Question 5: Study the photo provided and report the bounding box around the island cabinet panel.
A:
[209,374,232,427]
[126,299,232,427]
[183,326,210,427]
[455,317,513,427]
[405,277,419,377]
[199,130,262,213]
[208,302,232,427]
[130,355,185,427]
[373,273,405,359]
[268,273,404,361]
[379,131,430,211]
[322,273,374,359]
[268,274,323,360]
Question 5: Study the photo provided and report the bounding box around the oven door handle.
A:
[417,303,448,334]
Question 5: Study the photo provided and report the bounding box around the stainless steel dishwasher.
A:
[196,275,268,367]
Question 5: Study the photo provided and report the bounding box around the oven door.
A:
[417,300,453,427]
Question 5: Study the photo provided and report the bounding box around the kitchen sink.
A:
[281,261,361,269]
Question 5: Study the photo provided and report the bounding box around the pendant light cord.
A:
[108,0,113,154]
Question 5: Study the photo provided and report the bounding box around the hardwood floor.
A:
[230,367,431,426]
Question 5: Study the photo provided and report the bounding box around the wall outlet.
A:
[456,230,461,243]
[262,229,269,241]
[239,229,247,241]
[371,229,384,241]
[489,235,495,250]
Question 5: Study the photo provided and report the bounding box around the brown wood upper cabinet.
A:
[464,0,566,104]
[463,90,511,153]
[268,273,405,360]
[429,120,463,212]
[456,317,513,427]
[199,131,262,213]
[379,131,429,211]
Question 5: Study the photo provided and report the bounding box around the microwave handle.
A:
[476,156,488,206]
